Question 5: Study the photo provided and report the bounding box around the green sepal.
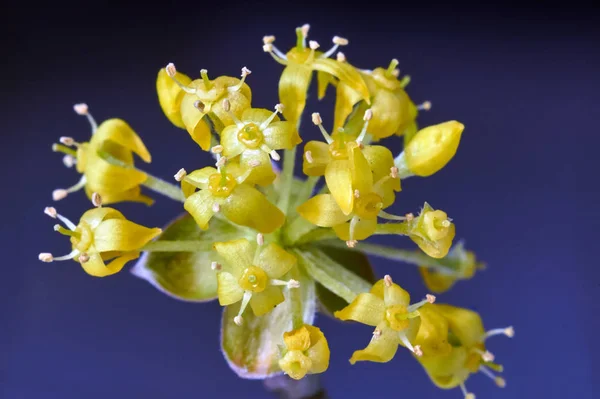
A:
[131,213,239,302]
[220,268,316,379]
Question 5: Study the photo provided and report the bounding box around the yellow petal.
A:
[181,167,216,198]
[180,93,212,151]
[85,151,148,193]
[210,90,252,128]
[304,325,330,374]
[217,271,245,306]
[422,347,471,389]
[369,279,411,307]
[411,224,456,259]
[79,207,124,230]
[279,64,313,124]
[256,243,296,279]
[237,150,276,186]
[156,68,192,129]
[349,323,399,364]
[250,285,285,316]
[213,239,254,277]
[412,304,452,357]
[297,194,351,227]
[363,145,400,191]
[184,189,216,230]
[85,186,153,206]
[241,108,278,125]
[333,217,377,241]
[93,219,161,253]
[311,58,370,106]
[333,81,364,132]
[302,141,331,177]
[432,304,485,348]
[334,293,385,326]
[263,121,301,150]
[221,184,285,233]
[369,89,410,139]
[317,71,335,100]
[348,142,373,194]
[325,160,353,215]
[91,119,151,163]
[220,125,245,158]
[419,267,456,294]
[283,325,312,351]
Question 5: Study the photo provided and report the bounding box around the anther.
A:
[460,383,475,399]
[73,103,88,115]
[62,155,76,168]
[309,40,320,50]
[301,24,310,38]
[418,101,432,111]
[480,350,495,362]
[505,326,515,337]
[465,394,475,399]
[241,67,252,77]
[53,189,68,201]
[336,52,346,62]
[311,113,323,125]
[363,108,373,121]
[44,207,57,218]
[414,345,423,357]
[426,294,436,304]
[372,328,382,339]
[91,192,102,208]
[193,100,206,112]
[59,137,75,146]
[174,168,187,182]
[263,43,273,53]
[390,167,399,179]
[332,36,349,46]
[304,151,314,164]
[211,261,222,271]
[274,103,284,113]
[216,156,228,168]
[211,145,224,154]
[212,203,221,213]
[234,316,243,326]
[405,213,414,221]
[256,233,264,246]
[78,253,90,263]
[346,240,358,248]
[391,68,400,77]
[263,35,275,44]
[165,63,177,77]
[287,279,300,289]
[270,150,281,161]
[384,275,393,287]
[354,189,360,198]
[38,253,54,262]
[222,99,231,112]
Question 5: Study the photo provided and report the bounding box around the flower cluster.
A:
[39,24,511,397]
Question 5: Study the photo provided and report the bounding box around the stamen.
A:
[62,155,76,168]
[484,326,515,340]
[235,165,254,184]
[473,348,495,362]
[384,274,393,287]
[174,168,187,182]
[304,150,314,164]
[212,203,221,213]
[269,149,281,161]
[52,189,68,201]
[91,192,102,208]
[165,63,195,94]
[321,36,349,59]
[51,249,80,262]
[53,211,77,231]
[59,137,76,146]
[270,279,300,289]
[262,35,275,44]
[53,175,87,201]
[53,224,80,239]
[479,365,506,388]
[73,103,98,133]
[400,75,411,88]
[228,67,252,93]
[391,68,400,77]
[200,69,212,90]
[346,240,358,248]
[263,43,288,65]
[417,101,432,111]
[221,99,244,127]
[390,166,399,179]
[405,213,414,221]
[348,215,359,242]
[372,328,382,339]
[211,261,222,271]
[301,24,310,39]
[44,207,57,218]
[38,253,54,262]
[256,233,264,246]
[460,383,475,399]
[355,109,372,143]
[78,253,90,263]
[377,210,407,221]
[399,331,422,357]
[309,40,320,50]
[408,294,436,312]
[386,59,399,76]
[311,113,333,144]
[234,291,253,325]
[215,155,228,169]
[194,100,206,113]
[211,145,224,154]
[259,103,283,130]
[336,52,346,62]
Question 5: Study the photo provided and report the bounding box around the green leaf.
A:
[131,214,240,302]
[311,246,376,316]
[220,268,316,379]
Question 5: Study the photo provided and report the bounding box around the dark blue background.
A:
[2,2,597,398]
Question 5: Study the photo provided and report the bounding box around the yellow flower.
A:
[263,25,369,124]
[53,107,153,205]
[407,203,455,258]
[413,304,513,398]
[334,275,435,364]
[399,121,464,177]
[39,206,161,277]
[219,104,301,186]
[160,64,252,151]
[213,236,298,322]
[179,157,285,233]
[333,59,422,139]
[278,324,330,380]
[419,243,485,293]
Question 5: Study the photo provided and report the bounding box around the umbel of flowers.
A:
[40,24,512,398]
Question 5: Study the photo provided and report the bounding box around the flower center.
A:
[71,221,93,253]
[239,266,268,292]
[237,123,264,149]
[279,350,313,380]
[422,210,450,240]
[286,47,312,64]
[385,304,411,331]
[208,173,237,198]
[353,192,383,219]
[328,139,349,160]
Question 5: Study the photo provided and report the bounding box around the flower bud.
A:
[278,325,330,380]
[404,121,464,176]
[408,203,455,258]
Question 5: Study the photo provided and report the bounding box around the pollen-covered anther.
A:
[270,150,281,161]
[354,189,360,198]
[59,136,75,146]
[418,101,432,111]
[165,63,177,77]
[505,326,515,337]
[309,40,320,50]
[212,203,221,213]
[73,103,89,115]
[372,328,382,339]
[465,394,475,399]
[53,189,68,201]
[426,294,436,304]
[44,207,58,218]
[62,155,76,168]
[274,103,284,113]
[234,316,244,326]
[211,145,224,154]
[346,240,358,248]
[193,100,206,112]
[39,253,54,262]
[482,351,495,362]
[91,192,103,208]
[495,377,506,388]
[336,52,346,62]
[384,274,393,287]
[263,35,275,44]
[211,261,222,271]
[78,253,90,263]
[222,99,231,112]
[262,43,273,53]
[287,279,300,289]
[405,213,414,221]
[215,156,228,168]
[311,112,323,125]
[174,168,187,182]
[413,345,423,357]
[363,108,373,121]
[304,150,314,163]
[332,36,349,46]
[390,167,399,179]
[256,233,264,246]
[241,66,252,77]
[391,68,400,77]
[301,24,310,38]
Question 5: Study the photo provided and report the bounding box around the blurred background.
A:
[1,1,597,398]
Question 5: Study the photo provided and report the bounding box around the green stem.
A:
[277,146,297,214]
[294,228,338,245]
[373,222,410,236]
[141,240,213,252]
[289,265,304,329]
[293,248,371,303]
[393,152,414,179]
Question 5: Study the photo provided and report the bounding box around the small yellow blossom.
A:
[419,243,485,293]
[263,25,369,124]
[278,324,330,380]
[213,237,298,322]
[156,67,192,129]
[53,108,153,205]
[39,206,161,277]
[413,304,513,397]
[180,157,285,233]
[220,104,301,185]
[407,203,455,258]
[334,275,435,363]
[160,64,252,151]
[402,121,465,177]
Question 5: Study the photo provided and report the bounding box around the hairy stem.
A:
[277,147,297,214]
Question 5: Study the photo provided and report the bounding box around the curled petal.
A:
[348,142,373,194]
[311,58,370,106]
[411,224,456,259]
[79,207,124,230]
[237,150,276,186]
[91,119,151,163]
[217,271,245,306]
[334,293,385,326]
[370,279,411,307]
[369,89,410,139]
[305,325,330,374]
[325,160,354,215]
[256,243,296,279]
[250,286,285,316]
[220,125,246,158]
[349,323,399,364]
[263,121,301,150]
[81,250,139,277]
[333,81,364,132]
[297,194,351,227]
[241,108,278,125]
[302,141,331,177]
[333,217,377,241]
[283,325,312,352]
[278,64,313,124]
[317,70,336,100]
[85,152,148,193]
[221,185,285,233]
[180,93,212,151]
[93,219,161,253]
[412,305,452,357]
[184,189,217,230]
[420,267,456,294]
[432,304,485,348]
[156,67,192,129]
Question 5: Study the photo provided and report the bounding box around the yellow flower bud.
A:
[156,67,192,129]
[419,244,484,293]
[279,325,330,380]
[404,121,464,177]
[408,203,455,258]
